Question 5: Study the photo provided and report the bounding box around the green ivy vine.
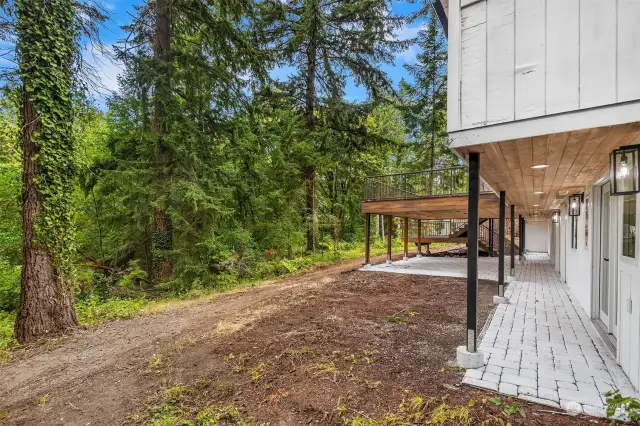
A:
[16,0,77,277]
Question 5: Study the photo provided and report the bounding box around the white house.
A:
[445,0,640,390]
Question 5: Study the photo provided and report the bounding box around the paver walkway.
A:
[362,252,638,418]
[462,253,637,417]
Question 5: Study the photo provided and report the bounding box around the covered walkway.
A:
[362,253,638,417]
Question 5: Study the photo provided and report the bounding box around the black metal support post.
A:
[498,192,506,296]
[523,217,527,259]
[364,213,371,265]
[510,205,516,276]
[467,153,480,353]
[488,219,494,257]
[518,215,524,261]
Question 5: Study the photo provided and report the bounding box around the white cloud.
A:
[394,23,425,41]
[396,45,421,64]
[83,45,123,95]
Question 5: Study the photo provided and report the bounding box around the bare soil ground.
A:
[0,252,609,425]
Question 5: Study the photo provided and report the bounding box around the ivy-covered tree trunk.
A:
[152,0,173,280]
[14,0,78,343]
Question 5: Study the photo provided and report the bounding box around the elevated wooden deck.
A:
[361,193,503,220]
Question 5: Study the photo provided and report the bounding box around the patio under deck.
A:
[361,253,638,418]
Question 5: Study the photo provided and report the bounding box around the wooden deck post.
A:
[386,215,393,264]
[364,213,371,267]
[510,205,516,276]
[403,217,409,260]
[417,219,422,257]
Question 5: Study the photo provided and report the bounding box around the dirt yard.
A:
[0,254,611,425]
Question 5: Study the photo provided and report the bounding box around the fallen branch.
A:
[75,250,121,273]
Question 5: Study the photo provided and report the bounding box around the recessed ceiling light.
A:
[534,191,544,194]
[533,204,540,206]
[531,164,549,169]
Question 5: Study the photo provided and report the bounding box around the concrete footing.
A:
[456,346,485,369]
[493,295,510,305]
[386,259,393,265]
[510,267,515,276]
[403,256,409,261]
[416,253,423,258]
[363,264,372,270]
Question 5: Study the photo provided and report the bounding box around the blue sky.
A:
[85,0,430,107]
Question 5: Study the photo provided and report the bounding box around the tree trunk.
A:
[15,91,78,343]
[304,9,317,252]
[152,0,173,280]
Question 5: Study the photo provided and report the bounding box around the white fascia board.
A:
[448,100,640,149]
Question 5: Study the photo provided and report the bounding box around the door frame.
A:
[591,178,620,345]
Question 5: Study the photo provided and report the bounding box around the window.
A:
[585,197,589,248]
[571,216,578,249]
[622,194,636,258]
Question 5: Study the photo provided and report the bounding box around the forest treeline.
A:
[0,0,455,342]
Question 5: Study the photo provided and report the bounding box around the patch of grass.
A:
[342,396,478,426]
[128,383,265,426]
[313,362,338,376]
[76,296,148,326]
[149,353,162,369]
[0,311,15,361]
[247,362,266,382]
[381,315,410,324]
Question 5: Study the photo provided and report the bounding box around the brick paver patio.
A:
[362,252,638,418]
[464,253,637,417]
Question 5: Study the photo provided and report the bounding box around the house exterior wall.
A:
[556,178,640,390]
[526,222,549,253]
[447,0,640,134]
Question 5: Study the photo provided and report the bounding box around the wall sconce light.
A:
[552,211,560,223]
[568,194,583,217]
[610,145,640,195]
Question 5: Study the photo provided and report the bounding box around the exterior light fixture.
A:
[552,211,560,223]
[531,164,549,169]
[534,191,544,195]
[568,193,583,216]
[610,145,640,195]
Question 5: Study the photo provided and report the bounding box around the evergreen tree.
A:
[400,11,456,175]
[258,0,407,251]
[14,0,79,342]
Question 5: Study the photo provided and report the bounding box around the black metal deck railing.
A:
[363,167,492,201]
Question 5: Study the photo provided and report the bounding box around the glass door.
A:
[599,184,611,330]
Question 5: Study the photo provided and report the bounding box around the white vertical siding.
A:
[617,0,640,103]
[514,0,545,120]
[580,0,617,109]
[460,1,487,127]
[448,0,640,133]
[486,0,515,124]
[546,0,580,114]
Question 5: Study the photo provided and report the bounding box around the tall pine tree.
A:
[258,0,406,251]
